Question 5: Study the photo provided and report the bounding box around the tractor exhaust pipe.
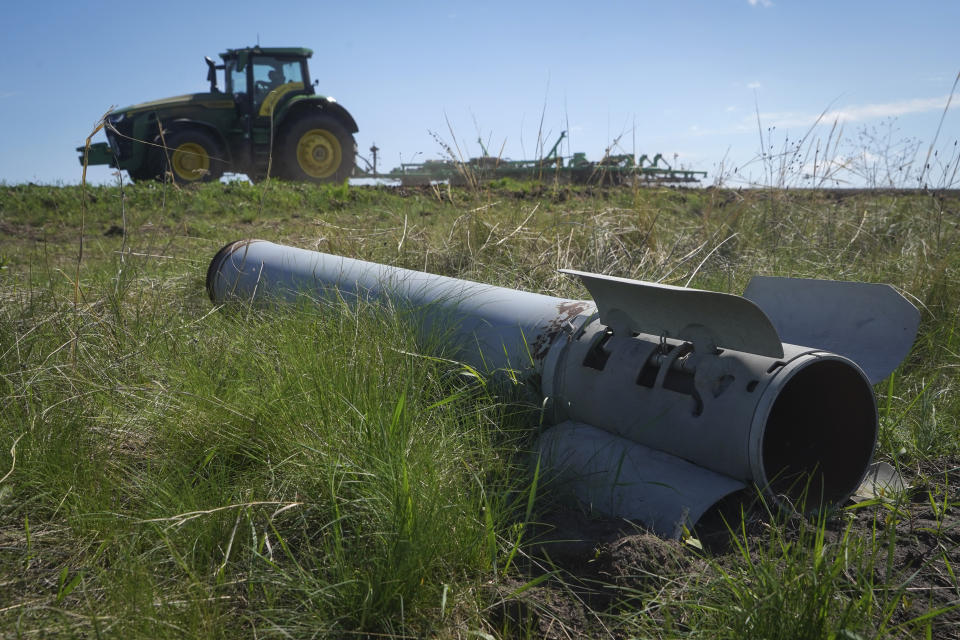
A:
[207,239,919,538]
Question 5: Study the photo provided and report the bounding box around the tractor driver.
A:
[268,68,285,89]
[254,66,286,104]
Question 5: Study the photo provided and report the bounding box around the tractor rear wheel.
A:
[163,129,225,184]
[277,113,355,183]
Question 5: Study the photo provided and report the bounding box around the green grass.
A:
[0,261,534,635]
[1,179,958,637]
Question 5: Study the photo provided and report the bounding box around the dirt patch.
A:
[485,510,698,638]
[0,220,47,243]
[495,463,959,638]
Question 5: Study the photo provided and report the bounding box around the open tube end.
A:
[754,356,878,509]
[206,239,261,304]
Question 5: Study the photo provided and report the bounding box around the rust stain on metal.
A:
[531,300,590,361]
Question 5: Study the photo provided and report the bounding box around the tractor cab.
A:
[219,47,315,121]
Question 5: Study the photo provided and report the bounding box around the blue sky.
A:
[2,0,957,186]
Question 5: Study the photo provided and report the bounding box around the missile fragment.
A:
[207,239,919,538]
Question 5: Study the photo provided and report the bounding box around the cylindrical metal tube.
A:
[544,321,877,509]
[207,239,592,372]
[207,239,886,532]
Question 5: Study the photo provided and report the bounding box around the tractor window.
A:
[225,60,247,99]
[251,57,305,115]
[252,58,303,86]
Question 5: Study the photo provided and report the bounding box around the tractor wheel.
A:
[163,129,225,184]
[277,113,355,183]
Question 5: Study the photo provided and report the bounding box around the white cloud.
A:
[725,105,738,112]
[747,81,762,89]
[828,96,956,121]
[760,94,957,129]
[748,0,773,6]
[684,93,957,139]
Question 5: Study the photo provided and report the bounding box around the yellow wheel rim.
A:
[296,129,342,178]
[171,142,210,181]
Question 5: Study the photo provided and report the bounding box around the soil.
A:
[490,462,960,639]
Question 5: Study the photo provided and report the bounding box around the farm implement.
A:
[364,131,707,186]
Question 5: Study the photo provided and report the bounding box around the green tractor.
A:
[79,46,358,184]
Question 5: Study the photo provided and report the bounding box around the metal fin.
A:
[536,421,746,538]
[743,277,920,384]
[560,269,784,357]
[851,461,908,503]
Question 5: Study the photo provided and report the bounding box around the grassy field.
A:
[1,178,958,638]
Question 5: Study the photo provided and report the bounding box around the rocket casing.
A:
[207,239,591,372]
[207,239,918,537]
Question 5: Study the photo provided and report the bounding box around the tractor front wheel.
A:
[277,114,355,183]
[163,129,225,184]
